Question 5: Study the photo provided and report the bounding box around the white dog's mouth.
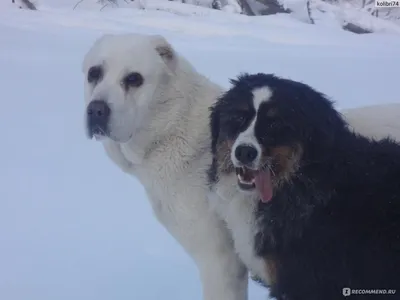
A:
[87,124,108,140]
[87,122,134,144]
[93,133,106,141]
[91,127,107,137]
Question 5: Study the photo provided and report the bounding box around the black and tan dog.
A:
[208,73,400,300]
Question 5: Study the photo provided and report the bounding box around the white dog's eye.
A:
[87,66,103,83]
[123,72,144,88]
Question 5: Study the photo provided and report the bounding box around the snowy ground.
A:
[1,2,400,300]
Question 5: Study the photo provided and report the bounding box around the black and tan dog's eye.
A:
[87,66,103,83]
[233,110,250,124]
[123,72,144,88]
[236,115,245,123]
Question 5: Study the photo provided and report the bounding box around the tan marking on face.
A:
[264,144,303,187]
[264,255,278,286]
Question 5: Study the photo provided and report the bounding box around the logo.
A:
[343,288,351,297]
[342,288,396,297]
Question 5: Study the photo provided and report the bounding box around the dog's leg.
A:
[146,192,249,300]
[194,218,248,300]
[165,204,248,300]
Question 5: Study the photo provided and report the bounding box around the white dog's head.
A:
[82,33,177,143]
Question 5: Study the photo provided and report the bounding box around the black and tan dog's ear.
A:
[150,35,177,72]
[209,103,221,155]
[296,86,345,161]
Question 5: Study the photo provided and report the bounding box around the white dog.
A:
[82,33,400,300]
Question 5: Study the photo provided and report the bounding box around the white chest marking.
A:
[208,176,268,282]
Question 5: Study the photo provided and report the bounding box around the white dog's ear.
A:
[151,35,177,72]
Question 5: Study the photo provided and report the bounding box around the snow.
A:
[308,0,400,34]
[0,2,399,300]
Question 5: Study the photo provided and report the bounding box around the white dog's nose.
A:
[86,99,110,138]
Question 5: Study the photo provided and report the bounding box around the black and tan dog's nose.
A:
[86,100,110,138]
[235,144,258,165]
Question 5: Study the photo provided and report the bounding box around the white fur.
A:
[208,176,266,281]
[231,118,261,167]
[83,34,248,300]
[231,87,272,169]
[252,87,272,108]
[211,101,400,284]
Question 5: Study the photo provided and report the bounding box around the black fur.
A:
[211,73,400,300]
[207,98,221,185]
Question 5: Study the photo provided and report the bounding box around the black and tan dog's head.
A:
[208,73,346,202]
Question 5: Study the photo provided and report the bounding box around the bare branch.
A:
[100,3,109,10]
[307,0,315,24]
[73,0,85,10]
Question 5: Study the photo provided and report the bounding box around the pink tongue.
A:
[255,170,273,203]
